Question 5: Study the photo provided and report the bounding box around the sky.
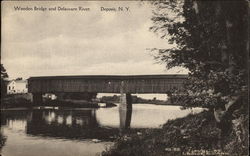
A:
[2,1,188,79]
[2,1,188,100]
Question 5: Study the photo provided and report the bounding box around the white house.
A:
[7,80,28,94]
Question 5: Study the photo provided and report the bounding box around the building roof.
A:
[28,74,188,80]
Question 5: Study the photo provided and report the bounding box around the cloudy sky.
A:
[2,1,188,80]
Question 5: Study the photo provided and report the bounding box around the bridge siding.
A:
[28,75,187,94]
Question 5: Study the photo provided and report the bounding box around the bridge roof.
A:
[28,74,188,80]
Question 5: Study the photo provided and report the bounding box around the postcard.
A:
[1,1,249,156]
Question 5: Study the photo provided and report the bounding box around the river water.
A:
[0,104,203,156]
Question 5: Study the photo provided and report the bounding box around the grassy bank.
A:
[102,110,248,156]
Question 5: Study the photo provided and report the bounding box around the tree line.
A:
[150,0,248,152]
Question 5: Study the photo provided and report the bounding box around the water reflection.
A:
[0,104,203,156]
[0,129,7,153]
[119,105,132,129]
[119,94,133,130]
[96,104,203,128]
[27,110,101,139]
[1,109,120,141]
[1,110,30,126]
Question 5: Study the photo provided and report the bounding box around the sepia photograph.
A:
[1,0,249,156]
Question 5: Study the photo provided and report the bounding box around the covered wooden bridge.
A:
[28,74,188,104]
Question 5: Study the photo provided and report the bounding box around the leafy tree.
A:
[150,0,248,153]
[1,64,8,80]
[1,64,9,97]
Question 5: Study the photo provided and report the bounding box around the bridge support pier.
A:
[119,93,132,129]
[166,92,173,104]
[31,93,43,106]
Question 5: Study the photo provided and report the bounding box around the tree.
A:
[1,64,8,80]
[150,0,248,153]
[1,64,9,97]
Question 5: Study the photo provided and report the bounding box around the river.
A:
[0,104,203,156]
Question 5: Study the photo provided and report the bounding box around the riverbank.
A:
[102,110,248,156]
[1,95,116,109]
[1,94,32,108]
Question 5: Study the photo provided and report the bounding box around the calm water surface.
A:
[0,104,203,156]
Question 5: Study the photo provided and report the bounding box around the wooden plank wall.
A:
[28,76,187,94]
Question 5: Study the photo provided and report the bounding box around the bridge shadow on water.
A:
[27,109,125,141]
